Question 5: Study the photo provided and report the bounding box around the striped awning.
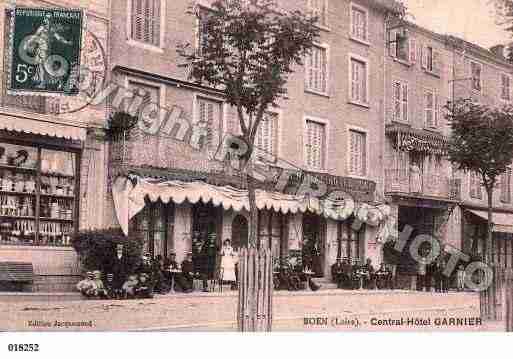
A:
[112,175,390,236]
[468,209,513,234]
[0,116,87,141]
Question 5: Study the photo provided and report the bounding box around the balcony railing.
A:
[385,169,461,200]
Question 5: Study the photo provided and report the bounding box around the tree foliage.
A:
[447,98,513,190]
[178,0,319,148]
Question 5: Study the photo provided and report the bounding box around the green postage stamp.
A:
[7,7,84,96]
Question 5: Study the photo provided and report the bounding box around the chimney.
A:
[490,44,506,58]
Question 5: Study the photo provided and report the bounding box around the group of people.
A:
[76,239,240,299]
[331,258,393,290]
[416,259,467,292]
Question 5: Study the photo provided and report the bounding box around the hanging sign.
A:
[8,7,84,96]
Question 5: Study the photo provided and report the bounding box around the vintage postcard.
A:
[1,0,513,345]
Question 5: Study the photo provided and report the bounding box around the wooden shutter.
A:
[361,62,367,103]
[402,83,408,122]
[433,50,441,75]
[409,38,417,63]
[393,82,401,121]
[425,91,434,127]
[389,29,397,57]
[420,45,427,69]
[132,0,143,41]
[351,60,358,101]
[434,94,439,127]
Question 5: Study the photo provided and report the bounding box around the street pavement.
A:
[0,289,503,332]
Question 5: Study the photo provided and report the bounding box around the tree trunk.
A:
[238,158,273,332]
[481,187,496,320]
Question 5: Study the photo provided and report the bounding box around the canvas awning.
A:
[112,175,389,236]
[0,117,87,141]
[468,209,513,234]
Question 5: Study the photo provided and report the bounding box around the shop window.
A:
[130,0,162,47]
[0,142,78,246]
[132,200,173,259]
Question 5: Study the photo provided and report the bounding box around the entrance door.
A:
[192,202,221,278]
[231,214,249,250]
[302,213,326,277]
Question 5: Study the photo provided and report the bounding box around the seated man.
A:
[152,255,168,294]
[361,259,375,289]
[104,273,118,299]
[92,270,108,299]
[134,273,153,299]
[76,271,97,298]
[375,263,392,289]
[179,252,194,293]
[331,258,349,289]
[122,274,139,299]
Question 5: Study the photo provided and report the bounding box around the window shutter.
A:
[393,82,401,121]
[410,38,417,63]
[389,29,397,57]
[351,61,358,101]
[361,63,367,103]
[434,94,439,127]
[420,45,427,69]
[433,50,441,75]
[425,91,433,127]
[402,83,408,122]
[321,48,327,93]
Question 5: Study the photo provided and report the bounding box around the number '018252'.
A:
[7,344,39,352]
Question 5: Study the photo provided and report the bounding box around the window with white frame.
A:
[130,0,162,47]
[308,0,328,27]
[196,96,223,151]
[501,168,512,203]
[305,119,326,171]
[470,171,482,199]
[471,61,482,92]
[502,74,511,101]
[424,90,440,128]
[305,45,328,94]
[351,4,367,42]
[393,80,408,122]
[255,112,279,161]
[420,45,440,75]
[350,57,368,104]
[349,129,366,177]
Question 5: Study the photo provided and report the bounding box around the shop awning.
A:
[0,117,87,141]
[468,209,513,233]
[112,175,389,236]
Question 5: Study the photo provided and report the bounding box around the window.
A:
[196,96,223,152]
[308,0,328,27]
[420,45,440,75]
[133,201,174,258]
[305,45,328,94]
[337,220,363,264]
[130,0,162,47]
[255,112,279,161]
[502,74,511,101]
[0,143,78,247]
[350,57,368,104]
[389,30,409,61]
[501,168,512,203]
[351,4,368,42]
[471,61,482,92]
[392,81,408,122]
[424,90,440,128]
[305,119,326,171]
[469,172,482,199]
[349,129,366,177]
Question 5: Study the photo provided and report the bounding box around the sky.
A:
[403,0,511,48]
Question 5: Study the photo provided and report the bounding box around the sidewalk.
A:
[0,289,492,332]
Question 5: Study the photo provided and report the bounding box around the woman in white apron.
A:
[220,239,237,289]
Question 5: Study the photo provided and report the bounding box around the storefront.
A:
[112,168,387,281]
[463,208,513,267]
[0,119,88,292]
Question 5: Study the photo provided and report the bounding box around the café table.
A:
[168,268,181,293]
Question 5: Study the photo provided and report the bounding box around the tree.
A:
[447,98,513,264]
[490,0,513,61]
[178,0,319,248]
